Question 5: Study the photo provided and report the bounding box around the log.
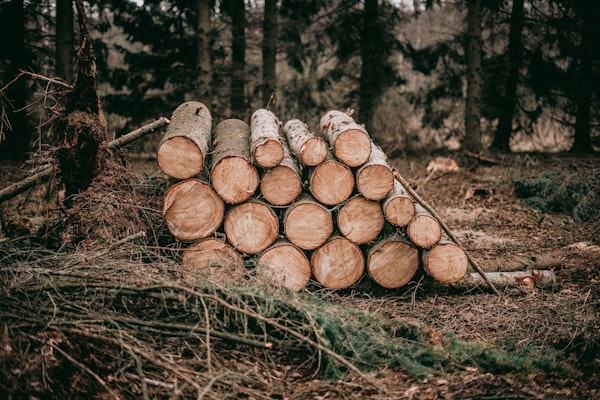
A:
[382,179,415,227]
[256,240,312,292]
[407,203,442,248]
[157,101,211,180]
[211,119,259,204]
[283,119,327,166]
[181,238,246,283]
[319,110,371,167]
[311,235,365,289]
[337,195,384,244]
[162,178,224,242]
[443,269,557,290]
[308,153,354,206]
[223,199,279,255]
[250,108,285,168]
[367,234,420,289]
[355,141,394,201]
[283,195,334,250]
[422,240,468,283]
[259,140,302,206]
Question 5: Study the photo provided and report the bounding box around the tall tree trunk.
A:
[230,0,246,117]
[55,0,75,82]
[491,0,524,152]
[464,0,482,152]
[570,2,597,154]
[262,0,278,106]
[196,0,212,111]
[358,0,378,129]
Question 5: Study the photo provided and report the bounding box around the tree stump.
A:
[256,240,312,291]
[311,235,365,289]
[337,195,384,244]
[367,235,419,289]
[283,119,327,166]
[283,196,333,250]
[223,199,279,254]
[319,110,371,167]
[250,108,284,168]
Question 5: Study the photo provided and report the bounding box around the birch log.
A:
[181,238,246,282]
[311,235,365,289]
[162,178,224,242]
[446,269,557,290]
[256,240,312,291]
[223,199,279,255]
[407,203,442,248]
[422,240,468,283]
[382,179,416,227]
[250,108,285,168]
[319,110,371,167]
[259,140,302,206]
[283,195,334,250]
[211,119,259,204]
[355,141,394,201]
[283,119,328,166]
[308,152,354,206]
[157,101,211,180]
[337,195,384,244]
[367,235,420,289]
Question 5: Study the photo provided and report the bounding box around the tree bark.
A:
[181,237,245,283]
[230,0,246,117]
[257,240,311,292]
[406,203,442,248]
[319,110,371,167]
[162,178,224,242]
[283,195,334,250]
[259,140,302,206]
[195,0,212,110]
[355,141,394,201]
[382,178,415,227]
[311,235,365,289]
[210,119,258,204]
[337,195,384,245]
[358,0,378,129]
[157,101,212,180]
[464,0,482,152]
[283,119,327,166]
[422,240,468,283]
[55,0,75,83]
[367,234,419,289]
[262,0,278,105]
[250,108,284,168]
[308,153,354,206]
[223,199,279,255]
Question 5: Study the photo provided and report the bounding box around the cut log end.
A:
[257,242,311,291]
[284,200,333,250]
[383,196,415,227]
[311,236,365,289]
[367,240,420,289]
[224,200,279,255]
[407,214,442,248]
[337,196,384,244]
[260,165,302,206]
[310,161,355,206]
[157,137,204,179]
[253,139,284,168]
[334,129,371,167]
[300,137,328,166]
[423,242,468,283]
[211,157,259,204]
[356,164,394,201]
[181,238,246,283]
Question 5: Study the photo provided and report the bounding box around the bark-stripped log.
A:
[308,153,354,206]
[250,108,285,168]
[356,141,394,201]
[223,199,279,255]
[283,195,333,250]
[181,238,246,282]
[319,110,371,167]
[157,101,211,180]
[367,234,420,289]
[443,269,556,290]
[256,240,312,291]
[259,140,302,206]
[337,195,384,244]
[311,235,365,289]
[283,119,327,166]
[382,179,416,227]
[407,203,442,248]
[211,119,259,204]
[162,178,224,242]
[422,240,468,283]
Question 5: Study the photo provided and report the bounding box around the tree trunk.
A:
[355,141,394,201]
[262,0,278,105]
[181,237,245,283]
[230,0,246,117]
[223,199,279,255]
[283,119,327,166]
[492,0,524,152]
[283,195,334,250]
[259,141,302,206]
[250,108,284,168]
[382,178,415,227]
[162,178,224,242]
[210,119,258,204]
[257,240,311,292]
[195,0,212,110]
[367,234,419,289]
[445,269,556,290]
[319,110,371,167]
[311,235,365,289]
[55,0,75,83]
[406,203,442,248]
[422,240,468,283]
[308,153,354,206]
[358,0,378,129]
[337,195,384,245]
[157,101,212,180]
[464,0,482,152]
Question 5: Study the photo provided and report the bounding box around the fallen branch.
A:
[0,117,169,203]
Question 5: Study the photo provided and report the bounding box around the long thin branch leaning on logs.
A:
[0,117,170,203]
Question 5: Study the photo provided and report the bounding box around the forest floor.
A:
[0,149,599,399]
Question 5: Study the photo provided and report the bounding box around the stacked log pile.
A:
[160,101,469,291]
